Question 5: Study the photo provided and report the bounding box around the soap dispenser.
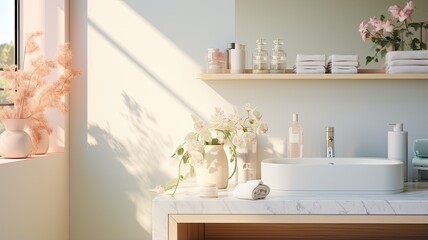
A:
[252,38,269,73]
[388,123,408,182]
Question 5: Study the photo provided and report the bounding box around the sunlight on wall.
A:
[21,0,67,152]
[85,0,234,236]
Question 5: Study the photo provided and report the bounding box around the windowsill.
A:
[0,152,65,165]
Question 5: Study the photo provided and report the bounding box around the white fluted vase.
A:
[236,139,258,184]
[0,119,32,159]
[196,145,229,189]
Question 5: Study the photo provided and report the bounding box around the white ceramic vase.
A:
[236,139,258,184]
[196,145,229,189]
[0,119,32,159]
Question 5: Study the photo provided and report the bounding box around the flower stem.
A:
[228,145,237,179]
[171,157,183,196]
[404,20,414,50]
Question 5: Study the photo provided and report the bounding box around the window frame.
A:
[0,0,19,106]
[0,0,20,71]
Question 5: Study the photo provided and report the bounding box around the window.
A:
[0,0,19,69]
[1,0,19,132]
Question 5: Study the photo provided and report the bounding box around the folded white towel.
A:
[329,54,359,62]
[295,61,325,67]
[296,54,325,62]
[386,50,428,62]
[386,65,428,74]
[386,59,428,67]
[327,61,359,67]
[233,180,270,200]
[328,67,358,74]
[293,66,326,74]
[293,66,325,70]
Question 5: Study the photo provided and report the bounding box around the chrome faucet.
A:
[326,127,334,158]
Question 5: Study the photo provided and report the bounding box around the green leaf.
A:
[408,22,422,31]
[182,153,189,164]
[177,147,184,156]
[365,56,373,65]
[380,14,385,21]
[210,138,219,145]
[420,42,427,50]
[380,49,387,59]
[189,165,195,177]
[162,178,182,191]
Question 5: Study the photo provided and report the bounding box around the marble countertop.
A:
[152,182,428,240]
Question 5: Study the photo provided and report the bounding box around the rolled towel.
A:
[386,66,428,74]
[386,59,428,67]
[296,54,325,62]
[412,157,428,167]
[328,54,358,62]
[233,180,270,200]
[414,139,428,158]
[386,50,428,62]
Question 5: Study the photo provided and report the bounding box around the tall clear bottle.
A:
[270,39,287,73]
[252,38,269,73]
[287,113,303,158]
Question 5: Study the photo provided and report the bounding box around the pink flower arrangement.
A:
[0,32,80,152]
[359,1,426,65]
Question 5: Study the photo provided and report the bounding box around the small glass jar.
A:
[207,48,225,73]
[270,39,287,73]
[252,38,269,74]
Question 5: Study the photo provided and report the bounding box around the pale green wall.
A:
[237,0,428,69]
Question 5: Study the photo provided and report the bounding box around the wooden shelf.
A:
[196,69,428,80]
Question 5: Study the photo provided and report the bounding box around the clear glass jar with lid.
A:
[252,38,269,74]
[270,39,287,73]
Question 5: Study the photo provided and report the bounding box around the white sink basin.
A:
[261,158,403,193]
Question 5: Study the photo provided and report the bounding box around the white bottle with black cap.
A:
[388,123,408,182]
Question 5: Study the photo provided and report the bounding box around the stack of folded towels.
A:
[385,50,428,74]
[413,139,428,168]
[327,55,359,74]
[293,54,326,74]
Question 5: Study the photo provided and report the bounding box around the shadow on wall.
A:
[85,93,171,239]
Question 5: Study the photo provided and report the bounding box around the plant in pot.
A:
[0,32,79,158]
[358,1,426,65]
[153,105,268,195]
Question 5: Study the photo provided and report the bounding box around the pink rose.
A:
[368,16,378,26]
[358,20,368,33]
[368,17,383,32]
[360,31,369,42]
[388,5,401,19]
[383,20,394,33]
[359,20,370,42]
[399,1,415,22]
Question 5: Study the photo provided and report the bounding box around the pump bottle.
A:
[388,123,408,182]
[287,113,303,158]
